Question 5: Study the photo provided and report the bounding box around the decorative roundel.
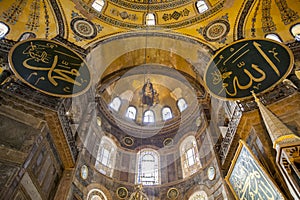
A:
[123,136,134,146]
[203,19,230,42]
[167,188,179,199]
[116,187,128,199]
[163,138,174,147]
[71,18,97,40]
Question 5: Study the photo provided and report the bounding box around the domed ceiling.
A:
[1,0,299,148]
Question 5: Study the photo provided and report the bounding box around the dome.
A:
[0,0,300,199]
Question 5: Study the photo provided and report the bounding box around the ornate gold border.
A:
[203,38,294,101]
[8,38,92,98]
[225,140,285,199]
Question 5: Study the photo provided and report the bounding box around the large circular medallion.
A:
[9,39,91,97]
[204,39,294,100]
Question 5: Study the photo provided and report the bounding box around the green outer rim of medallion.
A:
[203,38,294,101]
[8,38,92,98]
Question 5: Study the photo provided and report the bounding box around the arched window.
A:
[196,0,209,13]
[146,13,156,26]
[162,107,172,121]
[19,32,36,41]
[0,22,9,38]
[291,24,300,41]
[92,0,105,12]
[177,98,187,112]
[95,136,117,177]
[125,106,137,120]
[87,189,108,200]
[265,33,282,42]
[180,135,201,178]
[109,97,121,112]
[136,149,160,185]
[188,190,208,200]
[143,110,155,123]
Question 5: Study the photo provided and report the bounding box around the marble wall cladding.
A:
[0,114,40,152]
[0,162,19,195]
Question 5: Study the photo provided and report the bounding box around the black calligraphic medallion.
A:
[204,38,294,100]
[225,140,285,199]
[9,39,91,97]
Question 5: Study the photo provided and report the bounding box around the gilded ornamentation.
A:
[26,0,40,31]
[237,0,255,39]
[42,0,50,38]
[1,0,28,25]
[274,134,300,148]
[109,0,191,10]
[197,14,229,43]
[110,8,138,21]
[162,8,190,21]
[274,0,299,25]
[261,0,276,33]
[71,11,103,41]
[76,0,224,29]
[250,0,261,37]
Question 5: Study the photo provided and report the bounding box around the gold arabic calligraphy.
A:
[211,41,281,97]
[230,147,282,200]
[22,42,85,91]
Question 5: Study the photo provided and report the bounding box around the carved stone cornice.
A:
[0,146,27,165]
[45,110,75,169]
[0,81,77,169]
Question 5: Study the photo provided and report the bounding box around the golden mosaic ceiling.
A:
[1,0,299,49]
[1,0,299,125]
